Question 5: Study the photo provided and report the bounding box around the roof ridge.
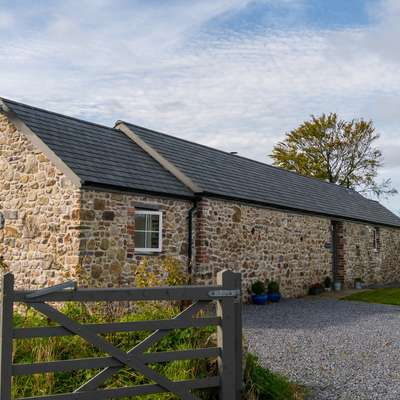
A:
[122,121,365,197]
[1,97,117,132]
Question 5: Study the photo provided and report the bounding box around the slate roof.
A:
[1,96,399,227]
[1,98,192,197]
[123,122,400,228]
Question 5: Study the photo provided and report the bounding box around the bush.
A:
[134,256,187,288]
[324,276,332,289]
[267,281,280,294]
[251,281,266,295]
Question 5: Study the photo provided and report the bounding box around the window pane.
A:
[134,212,161,250]
[150,232,160,249]
[150,214,160,231]
[135,231,146,248]
[135,214,146,231]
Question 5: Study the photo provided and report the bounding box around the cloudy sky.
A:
[1,0,400,212]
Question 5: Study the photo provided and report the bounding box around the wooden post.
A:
[0,273,14,400]
[217,270,242,400]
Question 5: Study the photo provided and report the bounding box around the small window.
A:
[373,227,380,252]
[134,210,163,252]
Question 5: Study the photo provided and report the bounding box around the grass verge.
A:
[244,353,306,400]
[342,288,400,305]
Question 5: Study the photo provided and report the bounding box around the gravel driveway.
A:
[243,298,400,400]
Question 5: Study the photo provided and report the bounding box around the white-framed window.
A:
[134,210,163,252]
[373,227,380,252]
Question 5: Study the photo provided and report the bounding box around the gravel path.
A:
[243,298,400,400]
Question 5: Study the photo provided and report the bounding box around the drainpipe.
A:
[187,198,198,279]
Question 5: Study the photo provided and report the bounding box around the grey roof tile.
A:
[2,98,193,198]
[3,96,399,227]
[124,122,400,227]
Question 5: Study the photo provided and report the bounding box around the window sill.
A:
[135,251,162,256]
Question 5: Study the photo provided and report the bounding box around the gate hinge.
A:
[208,289,241,302]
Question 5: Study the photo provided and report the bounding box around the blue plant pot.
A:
[268,292,281,303]
[251,294,268,305]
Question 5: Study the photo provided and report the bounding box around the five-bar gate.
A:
[0,269,242,400]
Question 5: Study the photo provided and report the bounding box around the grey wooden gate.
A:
[0,270,242,400]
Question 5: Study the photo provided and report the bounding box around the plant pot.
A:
[334,281,342,291]
[251,294,268,305]
[309,287,324,295]
[268,292,281,303]
[355,281,364,290]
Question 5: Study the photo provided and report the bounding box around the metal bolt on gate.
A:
[0,270,242,400]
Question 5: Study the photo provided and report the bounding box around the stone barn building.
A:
[1,97,400,297]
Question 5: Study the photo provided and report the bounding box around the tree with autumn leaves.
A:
[271,113,397,199]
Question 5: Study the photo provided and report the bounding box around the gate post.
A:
[217,270,242,400]
[0,273,14,400]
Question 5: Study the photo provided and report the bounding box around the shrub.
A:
[267,281,280,294]
[251,281,266,295]
[163,256,187,286]
[308,283,324,295]
[324,276,332,289]
[134,256,186,288]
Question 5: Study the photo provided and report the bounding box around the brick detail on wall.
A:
[333,221,345,284]
[195,198,210,266]
[193,197,334,298]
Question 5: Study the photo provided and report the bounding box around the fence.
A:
[0,269,242,400]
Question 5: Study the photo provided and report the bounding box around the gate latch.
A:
[208,289,241,302]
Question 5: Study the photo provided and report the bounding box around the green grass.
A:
[342,288,400,306]
[244,354,306,400]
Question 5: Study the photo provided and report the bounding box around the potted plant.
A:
[334,281,342,291]
[251,281,268,305]
[354,277,364,290]
[324,276,332,291]
[308,283,324,295]
[267,281,281,302]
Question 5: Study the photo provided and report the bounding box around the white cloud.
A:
[0,11,14,29]
[1,0,400,212]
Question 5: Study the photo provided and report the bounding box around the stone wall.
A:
[2,113,399,295]
[0,114,81,289]
[342,222,400,287]
[77,189,192,287]
[194,197,333,297]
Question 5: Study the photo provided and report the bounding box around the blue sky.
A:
[206,0,372,31]
[1,0,400,213]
